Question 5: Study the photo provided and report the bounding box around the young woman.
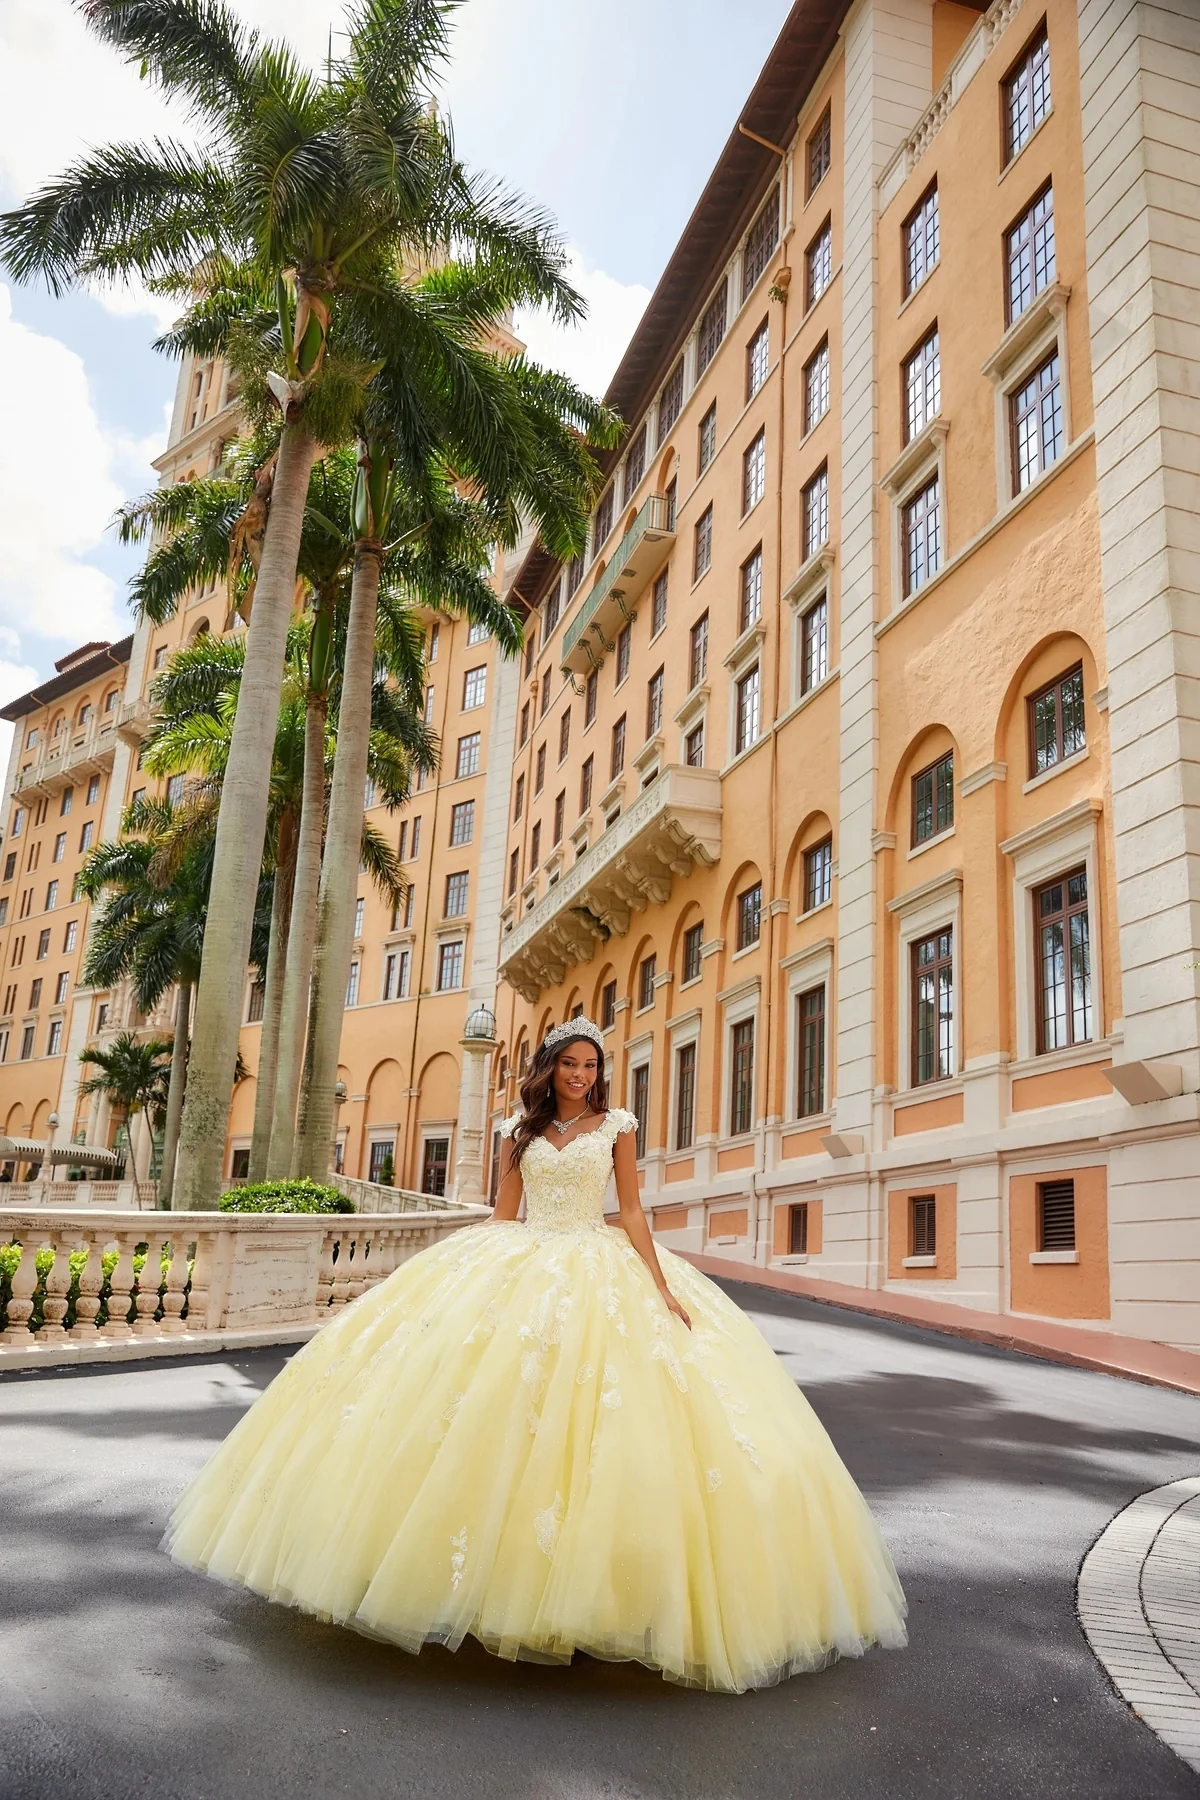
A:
[167,1019,906,1691]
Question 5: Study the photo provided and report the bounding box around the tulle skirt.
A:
[166,1220,906,1692]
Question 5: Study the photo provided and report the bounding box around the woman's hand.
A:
[660,1287,692,1330]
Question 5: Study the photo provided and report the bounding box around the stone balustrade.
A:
[0,1203,488,1370]
[1,1179,160,1210]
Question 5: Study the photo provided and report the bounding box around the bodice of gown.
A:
[499,1109,638,1231]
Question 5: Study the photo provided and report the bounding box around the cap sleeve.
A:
[498,1111,524,1140]
[605,1107,638,1138]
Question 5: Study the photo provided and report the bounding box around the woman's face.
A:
[552,1042,599,1107]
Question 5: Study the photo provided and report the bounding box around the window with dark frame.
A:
[421,1137,450,1197]
[802,465,829,560]
[665,477,677,530]
[675,1040,697,1149]
[1011,350,1063,493]
[616,623,631,685]
[513,773,524,822]
[685,721,704,767]
[651,568,669,635]
[543,580,561,639]
[1035,867,1092,1052]
[804,837,833,911]
[519,700,530,746]
[462,665,487,710]
[594,485,614,549]
[456,732,480,778]
[1038,1177,1076,1250]
[534,742,546,794]
[912,751,954,844]
[807,106,832,196]
[529,820,541,867]
[601,978,617,1030]
[1004,27,1051,165]
[540,671,552,718]
[747,319,770,399]
[689,613,709,689]
[698,402,717,473]
[742,430,766,513]
[801,595,829,694]
[646,668,664,739]
[697,279,729,375]
[1028,664,1085,775]
[694,505,713,581]
[912,928,954,1084]
[580,755,594,814]
[611,714,626,778]
[1006,184,1055,323]
[911,1195,937,1257]
[658,360,684,444]
[903,183,939,297]
[735,665,761,754]
[902,478,941,596]
[797,984,826,1117]
[788,1203,809,1256]
[739,547,763,633]
[742,185,780,298]
[584,669,598,725]
[638,954,657,1011]
[803,338,830,434]
[508,848,520,896]
[623,423,647,503]
[805,219,833,309]
[737,881,762,950]
[683,921,704,984]
[445,870,469,917]
[730,1018,755,1136]
[630,1064,651,1159]
[904,329,941,443]
[558,709,571,762]
[448,801,474,846]
[553,791,565,845]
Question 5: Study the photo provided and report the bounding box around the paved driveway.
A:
[2,1281,1198,1800]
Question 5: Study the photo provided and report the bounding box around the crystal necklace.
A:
[551,1106,590,1135]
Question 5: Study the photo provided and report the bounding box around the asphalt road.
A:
[2,1283,1199,1800]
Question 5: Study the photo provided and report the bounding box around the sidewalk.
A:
[683,1252,1200,1397]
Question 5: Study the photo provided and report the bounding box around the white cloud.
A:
[515,249,649,400]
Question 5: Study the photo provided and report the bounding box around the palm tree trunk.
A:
[248,841,295,1181]
[293,543,382,1178]
[159,981,192,1209]
[268,690,328,1177]
[173,421,318,1209]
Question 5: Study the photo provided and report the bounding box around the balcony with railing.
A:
[117,696,156,746]
[561,492,676,675]
[11,713,120,803]
[498,764,722,1000]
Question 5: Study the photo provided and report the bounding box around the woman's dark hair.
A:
[511,1034,608,1161]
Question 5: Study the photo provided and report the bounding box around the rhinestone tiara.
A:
[541,1016,604,1055]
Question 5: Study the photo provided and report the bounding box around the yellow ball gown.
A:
[167,1109,906,1692]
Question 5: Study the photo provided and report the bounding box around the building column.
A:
[1079,0,1200,1351]
[453,1029,495,1205]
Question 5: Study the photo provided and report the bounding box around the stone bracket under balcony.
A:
[499,765,722,1001]
[561,492,676,677]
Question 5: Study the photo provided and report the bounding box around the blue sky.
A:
[0,0,790,746]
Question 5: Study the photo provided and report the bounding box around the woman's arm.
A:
[612,1128,692,1329]
[490,1136,524,1222]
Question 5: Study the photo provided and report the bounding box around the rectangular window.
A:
[0,899,7,926]
[519,700,531,747]
[805,220,833,309]
[912,752,954,844]
[1036,867,1092,1052]
[11,809,24,839]
[801,596,829,695]
[403,885,415,928]
[623,424,647,503]
[398,819,409,861]
[558,709,571,762]
[53,833,66,862]
[540,673,553,718]
[79,820,94,852]
[675,1041,697,1149]
[449,800,475,845]
[462,666,487,710]
[427,622,440,662]
[736,882,762,950]
[60,788,73,816]
[616,622,631,685]
[658,360,684,444]
[902,478,941,597]
[684,721,705,767]
[911,1195,937,1257]
[45,881,58,911]
[29,979,43,1015]
[742,185,779,297]
[566,553,585,597]
[580,755,594,814]
[524,633,536,679]
[543,581,562,640]
[421,1136,450,1197]
[683,921,704,984]
[646,668,664,739]
[368,1139,395,1184]
[747,320,769,399]
[437,940,464,991]
[742,430,766,514]
[0,1028,7,1062]
[904,329,940,443]
[456,732,480,778]
[1038,1178,1076,1251]
[903,184,939,297]
[807,106,831,196]
[64,920,77,953]
[383,952,397,1000]
[1006,185,1055,323]
[1028,664,1085,775]
[739,547,763,633]
[445,871,469,917]
[696,279,728,375]
[803,339,830,434]
[552,791,565,845]
[698,402,717,474]
[2,984,14,1013]
[730,1019,755,1136]
[689,613,709,690]
[797,984,826,1117]
[734,666,761,754]
[788,1203,809,1256]
[344,960,360,1006]
[649,569,669,639]
[508,848,520,896]
[467,618,489,646]
[912,928,954,1084]
[632,1063,650,1159]
[353,896,365,939]
[1004,28,1051,164]
[610,715,626,779]
[535,742,546,795]
[638,954,657,1011]
[594,485,615,550]
[3,853,15,882]
[584,669,598,726]
[601,979,617,1030]
[20,1025,34,1061]
[246,979,265,1022]
[802,466,829,560]
[423,684,436,727]
[36,928,50,960]
[805,837,833,911]
[530,821,541,867]
[1011,351,1063,494]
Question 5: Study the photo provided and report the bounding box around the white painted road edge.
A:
[1077,1476,1200,1774]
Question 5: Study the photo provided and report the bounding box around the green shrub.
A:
[219,1178,353,1214]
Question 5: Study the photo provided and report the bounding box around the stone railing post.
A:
[103,1235,139,1339]
[40,1232,74,1338]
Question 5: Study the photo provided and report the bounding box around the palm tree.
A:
[1,0,590,1208]
[76,1032,173,1189]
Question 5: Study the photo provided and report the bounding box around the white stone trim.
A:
[1001,799,1104,1064]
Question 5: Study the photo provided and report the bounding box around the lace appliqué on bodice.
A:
[498,1109,637,1231]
